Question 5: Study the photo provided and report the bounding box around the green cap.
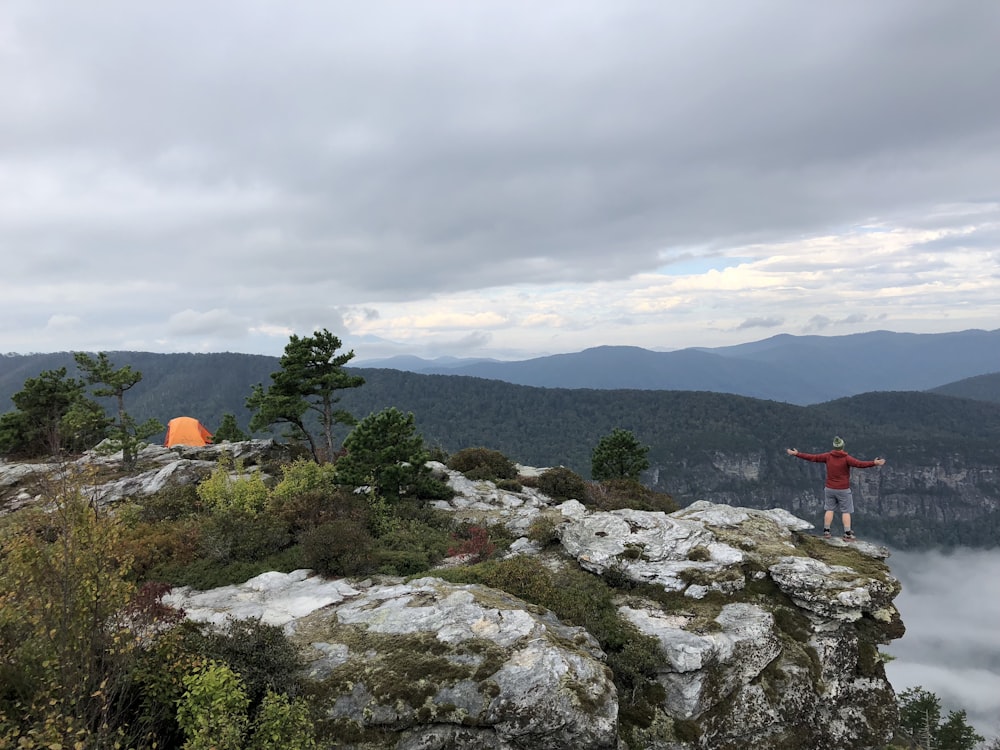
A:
[832,436,845,449]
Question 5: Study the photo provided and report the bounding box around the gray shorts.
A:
[823,488,854,514]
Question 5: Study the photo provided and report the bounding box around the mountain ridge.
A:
[352,328,1000,404]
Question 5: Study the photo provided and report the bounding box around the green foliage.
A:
[176,661,250,750]
[197,457,270,515]
[192,618,305,708]
[214,412,249,443]
[271,458,340,506]
[200,508,290,565]
[897,686,984,750]
[246,329,364,463]
[74,351,164,470]
[526,515,562,546]
[535,466,588,501]
[248,692,317,750]
[300,519,376,577]
[0,476,140,745]
[336,407,430,498]
[591,428,650,482]
[447,446,518,480]
[134,483,203,523]
[374,520,451,574]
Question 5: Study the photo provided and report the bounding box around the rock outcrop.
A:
[161,459,905,750]
[0,440,287,513]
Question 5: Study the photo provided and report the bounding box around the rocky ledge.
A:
[162,461,905,750]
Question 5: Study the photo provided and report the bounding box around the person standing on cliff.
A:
[786,436,886,542]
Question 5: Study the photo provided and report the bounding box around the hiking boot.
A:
[822,529,832,539]
[843,530,856,542]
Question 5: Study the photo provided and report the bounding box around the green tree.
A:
[0,368,107,457]
[246,329,364,462]
[336,407,429,498]
[73,352,164,470]
[897,686,984,750]
[591,428,650,482]
[213,413,249,443]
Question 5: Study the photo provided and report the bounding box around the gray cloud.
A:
[2,1,999,356]
[735,317,784,331]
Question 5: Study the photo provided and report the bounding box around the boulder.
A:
[166,572,619,750]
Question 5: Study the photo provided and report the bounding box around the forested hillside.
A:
[929,371,1000,404]
[3,352,999,548]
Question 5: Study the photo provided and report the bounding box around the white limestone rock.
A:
[290,577,619,750]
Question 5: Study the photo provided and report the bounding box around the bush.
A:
[123,517,204,582]
[526,515,561,546]
[136,484,203,522]
[535,466,587,502]
[447,448,517,481]
[336,407,429,498]
[447,525,496,563]
[200,508,290,564]
[197,460,269,516]
[271,459,339,507]
[412,474,455,500]
[300,520,376,577]
[585,479,678,513]
[374,519,452,575]
[496,478,523,492]
[193,618,305,707]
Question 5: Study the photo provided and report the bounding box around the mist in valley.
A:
[885,547,1000,741]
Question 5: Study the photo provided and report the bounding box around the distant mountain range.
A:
[3,331,1000,548]
[353,329,1000,405]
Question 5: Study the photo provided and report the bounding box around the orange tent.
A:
[164,416,213,447]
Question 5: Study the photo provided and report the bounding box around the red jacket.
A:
[793,450,877,489]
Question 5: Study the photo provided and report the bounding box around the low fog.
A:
[886,548,1000,741]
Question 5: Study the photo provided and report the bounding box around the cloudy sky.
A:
[886,548,1000,742]
[3,2,999,361]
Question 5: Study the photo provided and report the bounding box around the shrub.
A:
[412,474,455,500]
[200,508,290,564]
[212,413,249,444]
[447,525,496,563]
[248,692,317,750]
[193,618,305,707]
[123,517,203,582]
[270,485,371,538]
[535,466,587,501]
[374,519,452,575]
[136,484,203,522]
[447,447,517,481]
[526,515,561,546]
[197,460,269,516]
[300,520,376,577]
[585,479,678,513]
[175,661,249,750]
[496,478,523,492]
[271,459,339,507]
